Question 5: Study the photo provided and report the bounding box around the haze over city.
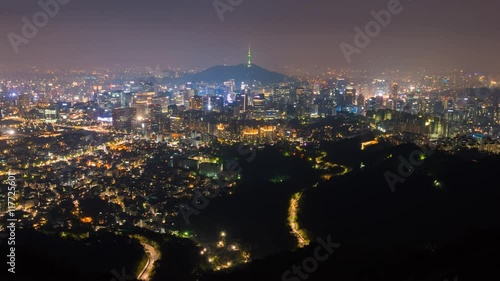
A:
[2,1,500,281]
[0,0,499,73]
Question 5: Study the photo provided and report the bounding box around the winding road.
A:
[138,241,160,281]
[288,192,311,248]
[287,157,352,249]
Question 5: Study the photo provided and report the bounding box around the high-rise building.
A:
[391,83,399,111]
[374,79,387,96]
[18,93,30,115]
[345,85,356,105]
[189,96,203,111]
[253,94,266,110]
[335,78,347,107]
[36,104,59,123]
[152,92,172,113]
[169,116,184,132]
[174,93,184,107]
[294,87,305,102]
[357,94,365,108]
[336,78,347,94]
[376,95,384,109]
[235,92,250,113]
[273,86,291,97]
[273,86,291,106]
[107,90,130,109]
[149,104,163,132]
[112,108,137,131]
[224,80,236,93]
[132,92,155,118]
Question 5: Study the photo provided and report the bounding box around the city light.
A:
[1,3,498,279]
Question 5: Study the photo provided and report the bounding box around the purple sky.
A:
[0,0,499,73]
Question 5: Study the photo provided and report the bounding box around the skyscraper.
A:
[149,104,163,132]
[190,96,203,111]
[112,107,137,131]
[357,94,365,110]
[391,83,399,111]
[18,93,30,116]
[345,85,356,105]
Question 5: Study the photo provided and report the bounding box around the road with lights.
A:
[138,241,159,281]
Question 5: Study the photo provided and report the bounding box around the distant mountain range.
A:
[161,64,294,85]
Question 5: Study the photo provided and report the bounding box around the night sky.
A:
[0,0,499,73]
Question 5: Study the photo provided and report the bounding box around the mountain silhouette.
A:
[163,64,294,85]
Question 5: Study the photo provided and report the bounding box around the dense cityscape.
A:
[2,0,500,281]
[2,57,500,280]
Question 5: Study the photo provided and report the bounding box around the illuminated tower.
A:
[247,44,252,68]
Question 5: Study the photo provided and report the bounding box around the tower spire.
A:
[247,44,252,67]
